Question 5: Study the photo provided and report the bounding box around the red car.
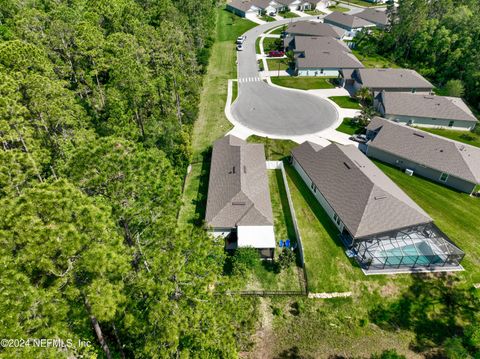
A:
[269,50,284,57]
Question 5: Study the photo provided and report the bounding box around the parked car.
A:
[236,44,243,51]
[236,35,246,44]
[269,50,284,57]
[349,134,368,144]
[269,12,276,16]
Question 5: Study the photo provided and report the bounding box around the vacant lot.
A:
[353,49,400,69]
[271,76,336,90]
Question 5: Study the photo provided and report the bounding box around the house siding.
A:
[297,68,340,77]
[383,114,475,131]
[292,157,346,233]
[365,146,477,194]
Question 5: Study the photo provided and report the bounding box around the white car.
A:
[236,44,244,51]
[236,35,246,44]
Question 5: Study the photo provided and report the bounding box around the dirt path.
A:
[250,298,274,359]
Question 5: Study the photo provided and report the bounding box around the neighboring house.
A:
[323,12,375,38]
[276,0,331,11]
[375,91,478,131]
[365,117,480,194]
[356,8,388,28]
[205,135,276,258]
[285,21,345,39]
[293,36,363,76]
[291,142,464,271]
[351,68,434,93]
[227,0,283,17]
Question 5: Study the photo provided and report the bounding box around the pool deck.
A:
[362,264,464,276]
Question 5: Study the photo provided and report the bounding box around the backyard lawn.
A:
[247,135,297,160]
[271,76,336,90]
[419,128,480,148]
[327,5,349,12]
[329,96,362,109]
[179,8,256,224]
[267,58,290,72]
[336,117,363,135]
[352,50,400,69]
[244,170,303,291]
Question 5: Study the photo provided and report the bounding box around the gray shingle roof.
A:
[296,48,363,69]
[355,68,434,90]
[366,117,480,183]
[324,12,375,30]
[379,92,478,123]
[356,8,388,26]
[291,142,432,238]
[293,36,351,53]
[205,135,273,228]
[286,21,343,38]
[227,0,259,11]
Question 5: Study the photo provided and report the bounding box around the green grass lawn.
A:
[179,8,256,224]
[267,58,290,71]
[327,5,350,12]
[271,76,336,90]
[247,135,297,160]
[255,36,260,53]
[329,96,362,109]
[260,15,276,22]
[352,50,400,69]
[418,128,480,148]
[339,0,385,7]
[232,80,238,103]
[269,26,286,35]
[278,11,299,18]
[244,170,302,291]
[336,118,363,135]
[304,9,325,15]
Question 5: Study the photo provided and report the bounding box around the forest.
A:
[0,0,257,357]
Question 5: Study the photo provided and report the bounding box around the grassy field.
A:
[179,8,256,224]
[329,96,362,109]
[419,127,480,148]
[336,117,363,135]
[267,58,290,71]
[271,76,336,90]
[247,135,297,160]
[245,170,303,291]
[327,5,350,12]
[353,49,400,68]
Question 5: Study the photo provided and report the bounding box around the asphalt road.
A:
[231,17,339,136]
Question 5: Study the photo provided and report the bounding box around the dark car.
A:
[349,134,368,144]
[269,50,285,57]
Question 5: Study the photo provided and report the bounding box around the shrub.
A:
[272,306,282,316]
[371,349,406,359]
[231,247,259,275]
[277,248,295,270]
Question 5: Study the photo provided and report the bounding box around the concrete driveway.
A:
[232,17,339,136]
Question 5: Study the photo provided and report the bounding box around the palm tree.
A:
[355,87,372,106]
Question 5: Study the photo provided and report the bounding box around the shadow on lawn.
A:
[191,147,212,227]
[284,164,361,270]
[369,273,480,355]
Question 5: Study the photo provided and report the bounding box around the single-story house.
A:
[356,8,389,28]
[291,141,464,271]
[205,135,276,258]
[293,36,363,76]
[285,21,345,39]
[351,68,434,93]
[227,0,283,17]
[323,12,376,38]
[375,91,478,131]
[365,117,480,194]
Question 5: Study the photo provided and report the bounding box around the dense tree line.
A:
[0,0,257,357]
[365,0,480,110]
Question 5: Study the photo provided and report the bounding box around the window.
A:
[411,88,416,93]
[333,213,337,221]
[311,182,317,193]
[439,172,449,182]
[448,120,454,127]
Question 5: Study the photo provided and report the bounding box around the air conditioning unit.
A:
[405,169,414,176]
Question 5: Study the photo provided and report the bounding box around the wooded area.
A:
[0,0,257,357]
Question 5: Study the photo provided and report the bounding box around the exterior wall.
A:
[384,114,475,131]
[365,146,477,194]
[297,68,340,77]
[292,157,346,232]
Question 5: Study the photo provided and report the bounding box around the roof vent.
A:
[232,201,246,206]
[374,195,387,200]
[343,162,351,169]
[243,165,247,174]
[413,133,424,138]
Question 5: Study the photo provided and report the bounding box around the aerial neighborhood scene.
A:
[1,0,479,358]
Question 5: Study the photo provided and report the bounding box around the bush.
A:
[371,349,405,359]
[230,247,259,275]
[277,248,295,271]
[272,306,282,316]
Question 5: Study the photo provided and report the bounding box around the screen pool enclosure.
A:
[343,223,464,270]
